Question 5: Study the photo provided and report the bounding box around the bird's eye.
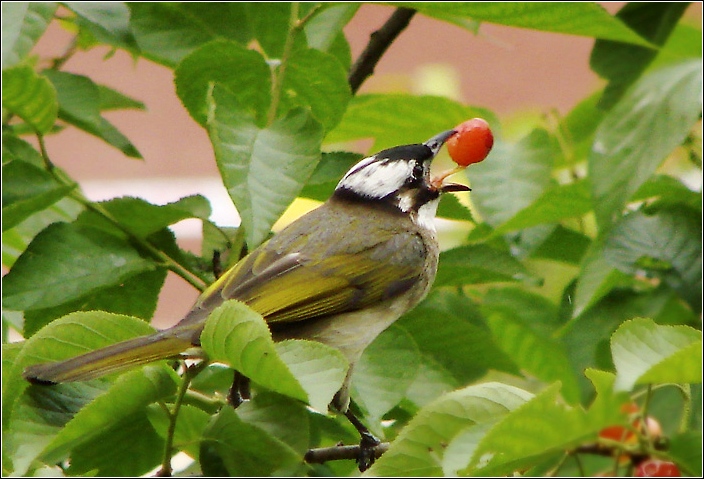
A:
[412,161,424,180]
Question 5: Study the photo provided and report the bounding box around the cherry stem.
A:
[431,165,467,188]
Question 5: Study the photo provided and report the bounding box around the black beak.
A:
[423,129,456,156]
[440,183,471,193]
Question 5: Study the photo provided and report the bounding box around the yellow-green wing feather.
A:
[188,227,426,325]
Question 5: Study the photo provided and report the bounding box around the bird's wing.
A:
[193,230,427,324]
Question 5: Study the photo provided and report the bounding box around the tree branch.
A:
[304,442,390,466]
[348,7,417,94]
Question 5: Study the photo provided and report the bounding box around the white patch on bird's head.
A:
[336,155,419,200]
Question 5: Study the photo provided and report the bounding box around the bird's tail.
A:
[22,332,194,384]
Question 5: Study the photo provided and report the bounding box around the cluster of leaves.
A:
[2,2,701,477]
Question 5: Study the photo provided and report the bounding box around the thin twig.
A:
[156,363,207,477]
[348,7,416,94]
[304,442,390,465]
[50,35,79,70]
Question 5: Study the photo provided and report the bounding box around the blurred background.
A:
[29,2,702,327]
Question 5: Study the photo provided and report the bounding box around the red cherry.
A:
[446,118,494,167]
[599,424,632,442]
[635,459,681,477]
[598,403,639,443]
[598,403,662,444]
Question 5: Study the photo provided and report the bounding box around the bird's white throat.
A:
[414,198,440,232]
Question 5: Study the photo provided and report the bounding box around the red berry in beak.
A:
[446,118,494,167]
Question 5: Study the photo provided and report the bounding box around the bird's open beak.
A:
[424,129,471,194]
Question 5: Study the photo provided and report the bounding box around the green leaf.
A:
[437,192,474,222]
[487,312,581,401]
[3,311,157,434]
[8,381,108,476]
[303,4,358,58]
[63,2,136,51]
[562,288,681,402]
[85,116,143,158]
[129,2,251,66]
[2,65,58,133]
[66,411,164,476]
[2,222,155,310]
[530,225,591,265]
[299,151,362,202]
[97,84,146,111]
[582,368,632,425]
[555,92,605,168]
[275,340,348,413]
[403,362,457,410]
[325,31,353,73]
[2,160,73,231]
[235,391,311,456]
[464,383,622,476]
[367,382,532,476]
[668,431,702,477]
[2,342,23,377]
[200,406,302,477]
[206,86,323,248]
[280,48,351,131]
[175,40,272,126]
[470,129,557,227]
[639,341,702,385]
[43,70,142,158]
[411,10,480,35]
[2,131,44,167]
[651,23,704,70]
[572,239,629,318]
[492,179,592,235]
[633,174,702,212]
[602,208,702,310]
[43,70,101,124]
[1,2,57,69]
[75,195,211,239]
[482,288,581,403]
[200,300,307,405]
[244,2,291,58]
[147,403,209,461]
[2,195,84,268]
[201,220,238,263]
[590,3,689,109]
[435,244,532,286]
[442,422,494,476]
[589,59,702,230]
[398,290,519,387]
[40,365,177,464]
[405,3,652,45]
[326,93,498,151]
[351,324,421,421]
[201,301,347,411]
[611,318,701,391]
[23,268,168,337]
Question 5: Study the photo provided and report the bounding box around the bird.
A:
[23,128,469,470]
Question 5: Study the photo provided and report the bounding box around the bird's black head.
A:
[333,130,469,227]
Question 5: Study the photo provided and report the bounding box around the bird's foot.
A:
[227,370,250,409]
[357,430,381,472]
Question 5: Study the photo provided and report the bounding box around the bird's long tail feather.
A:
[23,333,194,384]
